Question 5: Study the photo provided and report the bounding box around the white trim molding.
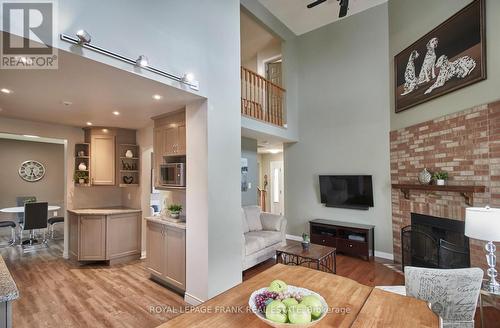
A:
[141,250,147,260]
[374,251,394,260]
[286,234,303,241]
[184,292,204,306]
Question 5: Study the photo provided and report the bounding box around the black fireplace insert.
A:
[401,213,470,270]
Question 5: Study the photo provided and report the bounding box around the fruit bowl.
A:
[248,285,328,328]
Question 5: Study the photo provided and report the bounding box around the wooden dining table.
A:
[158,264,438,328]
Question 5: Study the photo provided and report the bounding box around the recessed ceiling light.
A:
[268,149,282,154]
[23,135,40,138]
[1,88,12,94]
[102,128,109,133]
[86,122,93,126]
[153,94,162,100]
[112,111,120,116]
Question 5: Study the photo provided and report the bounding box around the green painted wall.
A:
[390,0,500,130]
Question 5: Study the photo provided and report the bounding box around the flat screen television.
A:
[319,175,374,210]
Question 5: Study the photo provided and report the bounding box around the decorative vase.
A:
[169,212,180,219]
[301,241,310,251]
[78,150,85,157]
[436,179,446,186]
[78,162,87,171]
[418,168,432,185]
[78,178,85,184]
[125,150,134,158]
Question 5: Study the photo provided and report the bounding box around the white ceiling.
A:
[0,46,202,130]
[257,0,387,35]
[241,10,281,63]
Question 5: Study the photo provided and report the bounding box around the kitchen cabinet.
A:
[153,110,186,189]
[79,215,106,260]
[68,209,142,264]
[146,219,186,291]
[89,131,116,186]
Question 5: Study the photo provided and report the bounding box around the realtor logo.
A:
[1,1,58,69]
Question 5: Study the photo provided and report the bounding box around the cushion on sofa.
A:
[261,213,283,231]
[243,205,263,231]
[242,208,250,233]
[244,231,282,255]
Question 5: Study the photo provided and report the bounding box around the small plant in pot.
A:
[167,204,183,219]
[74,171,89,185]
[301,233,311,250]
[433,171,449,186]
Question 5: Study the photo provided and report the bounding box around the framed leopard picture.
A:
[394,0,486,113]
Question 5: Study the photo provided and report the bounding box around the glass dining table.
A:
[0,205,61,213]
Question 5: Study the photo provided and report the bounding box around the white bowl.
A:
[248,286,328,328]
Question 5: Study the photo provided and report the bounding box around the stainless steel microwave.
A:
[160,163,185,187]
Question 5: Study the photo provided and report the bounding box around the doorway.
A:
[269,160,284,215]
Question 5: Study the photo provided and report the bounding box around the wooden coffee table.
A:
[276,243,336,274]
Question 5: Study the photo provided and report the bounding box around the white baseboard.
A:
[286,234,394,260]
[140,250,147,260]
[374,251,394,260]
[184,292,204,306]
[286,234,302,241]
[63,251,69,259]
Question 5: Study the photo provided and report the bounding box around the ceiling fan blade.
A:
[307,0,327,9]
[339,0,349,17]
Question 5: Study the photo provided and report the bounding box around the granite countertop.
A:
[145,216,186,230]
[67,208,142,215]
[0,256,19,302]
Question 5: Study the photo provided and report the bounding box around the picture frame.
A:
[394,0,486,113]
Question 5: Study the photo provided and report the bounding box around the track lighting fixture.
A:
[60,31,200,91]
[76,30,91,44]
[136,55,149,68]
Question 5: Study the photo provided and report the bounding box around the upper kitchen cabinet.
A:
[80,128,139,187]
[154,110,186,157]
[89,130,116,186]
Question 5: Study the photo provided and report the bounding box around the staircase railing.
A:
[241,66,286,127]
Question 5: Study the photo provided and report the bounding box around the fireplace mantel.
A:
[391,184,486,206]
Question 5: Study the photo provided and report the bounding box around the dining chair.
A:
[377,266,483,328]
[20,202,48,248]
[0,221,16,247]
[15,196,37,225]
[47,216,64,239]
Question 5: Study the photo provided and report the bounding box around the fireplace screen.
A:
[401,213,470,270]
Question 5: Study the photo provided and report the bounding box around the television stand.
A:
[309,219,375,261]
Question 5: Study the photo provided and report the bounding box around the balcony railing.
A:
[241,66,286,127]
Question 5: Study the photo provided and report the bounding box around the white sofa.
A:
[242,205,287,271]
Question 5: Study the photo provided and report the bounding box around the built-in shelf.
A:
[120,157,139,160]
[391,183,486,206]
[120,170,139,173]
[156,186,186,191]
[74,143,91,187]
[119,183,139,187]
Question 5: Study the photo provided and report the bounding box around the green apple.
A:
[265,300,287,323]
[268,279,287,293]
[300,295,323,319]
[288,304,311,324]
[282,297,299,309]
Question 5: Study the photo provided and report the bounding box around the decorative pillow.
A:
[243,205,263,231]
[242,208,250,233]
[261,213,282,231]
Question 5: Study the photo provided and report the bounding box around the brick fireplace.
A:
[390,100,500,273]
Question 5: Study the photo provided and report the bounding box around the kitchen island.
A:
[68,208,141,264]
[0,256,18,328]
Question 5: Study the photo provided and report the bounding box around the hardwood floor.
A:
[0,238,497,327]
[0,239,185,328]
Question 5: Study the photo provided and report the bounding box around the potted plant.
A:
[301,233,311,251]
[433,171,449,186]
[74,171,89,185]
[167,204,183,219]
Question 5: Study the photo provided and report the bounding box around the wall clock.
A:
[19,160,46,182]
